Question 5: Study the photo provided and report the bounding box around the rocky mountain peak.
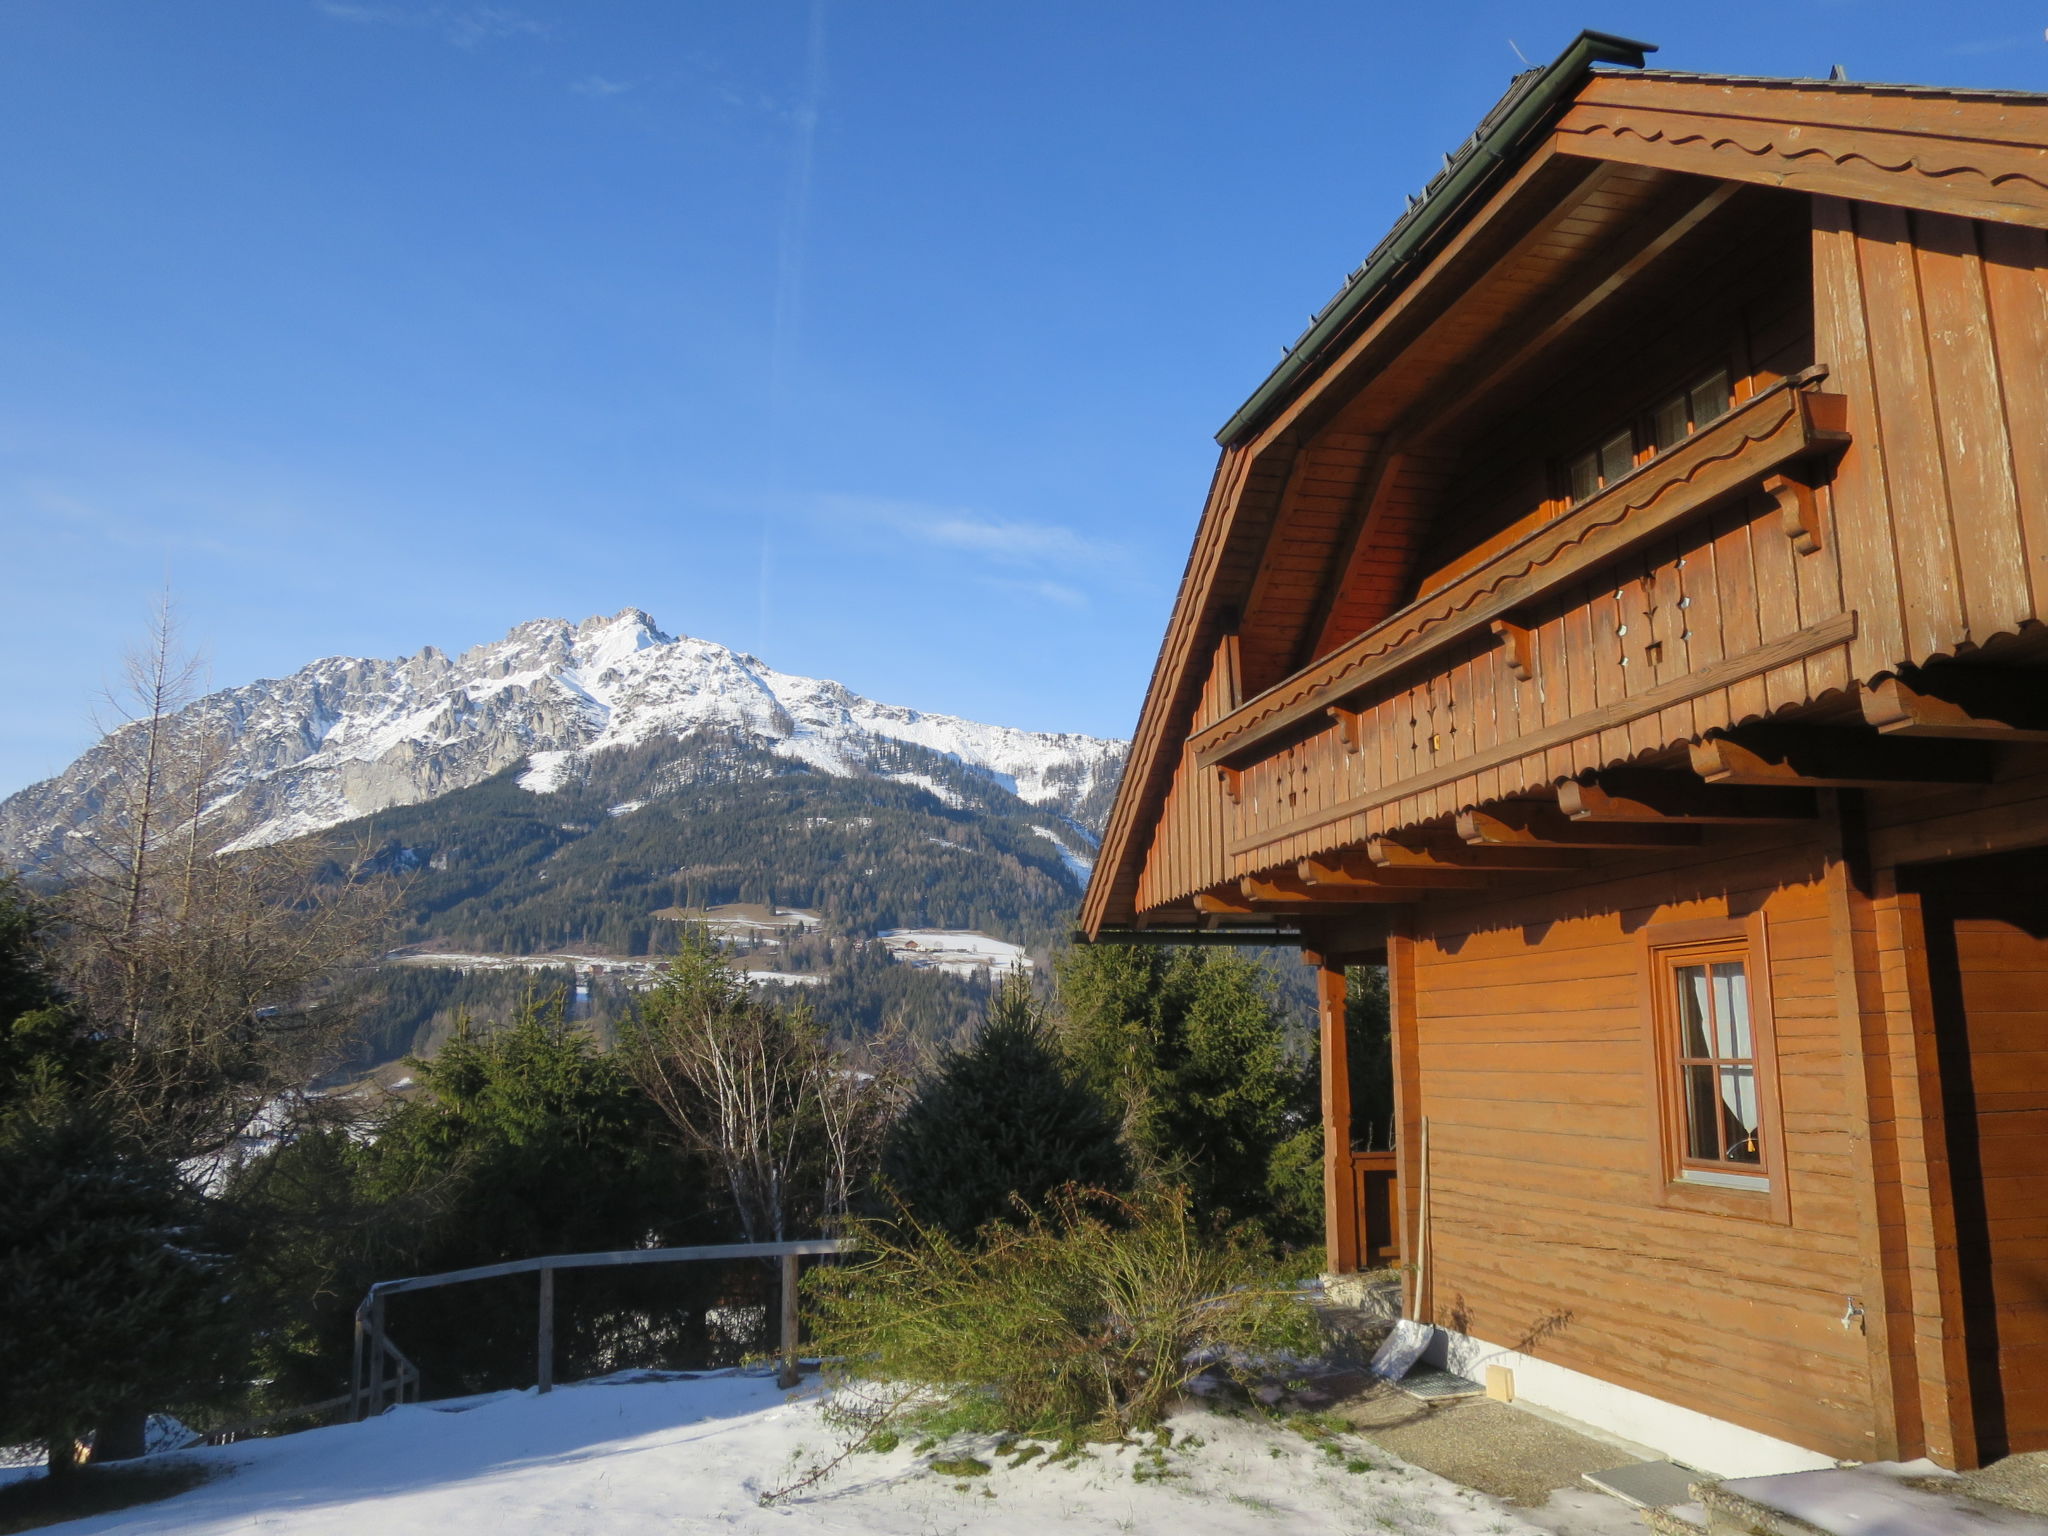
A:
[0,613,1127,875]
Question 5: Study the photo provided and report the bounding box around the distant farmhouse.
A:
[1084,33,2048,1477]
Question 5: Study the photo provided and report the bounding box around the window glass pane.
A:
[1690,369,1731,427]
[1598,429,1635,485]
[1676,965,1712,1057]
[1719,1065,1761,1163]
[1568,451,1600,503]
[1652,396,1688,450]
[1710,962,1752,1059]
[1683,1064,1723,1161]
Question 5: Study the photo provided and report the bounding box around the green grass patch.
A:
[928,1456,991,1478]
[0,1461,213,1534]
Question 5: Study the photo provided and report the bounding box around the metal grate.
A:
[1395,1367,1486,1401]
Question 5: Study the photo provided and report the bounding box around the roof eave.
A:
[1213,29,1655,448]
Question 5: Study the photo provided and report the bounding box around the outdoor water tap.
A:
[1841,1297,1866,1333]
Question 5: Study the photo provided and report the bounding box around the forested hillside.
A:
[342,728,1094,956]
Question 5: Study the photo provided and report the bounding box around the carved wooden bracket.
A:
[1326,704,1367,754]
[1489,618,1535,681]
[1765,472,1823,555]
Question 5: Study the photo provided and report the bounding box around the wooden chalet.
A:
[1082,32,2048,1477]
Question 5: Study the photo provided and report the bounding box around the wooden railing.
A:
[1191,370,1848,772]
[350,1238,853,1419]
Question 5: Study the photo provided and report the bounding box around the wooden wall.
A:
[1814,199,2048,682]
[1135,478,1856,912]
[1406,826,1887,1461]
[1133,637,1238,912]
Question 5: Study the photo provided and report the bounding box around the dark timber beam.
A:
[1459,802,1702,850]
[1367,831,1587,872]
[1860,667,2048,744]
[1299,851,1494,890]
[1241,873,1419,906]
[1691,726,1995,789]
[1560,769,1817,825]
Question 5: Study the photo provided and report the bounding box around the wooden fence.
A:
[350,1238,854,1420]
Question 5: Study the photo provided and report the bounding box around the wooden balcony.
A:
[1195,370,1848,773]
[1169,371,1856,878]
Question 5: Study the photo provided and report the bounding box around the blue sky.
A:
[2,1,2042,794]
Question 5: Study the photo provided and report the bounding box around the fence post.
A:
[776,1253,800,1389]
[537,1262,555,1394]
[351,1308,366,1421]
[368,1291,387,1417]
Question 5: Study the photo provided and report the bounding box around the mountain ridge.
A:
[0,609,1127,873]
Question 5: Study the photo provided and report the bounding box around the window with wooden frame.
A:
[1563,365,1734,506]
[1640,915,1787,1220]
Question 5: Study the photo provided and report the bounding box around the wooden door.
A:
[1921,848,2048,1462]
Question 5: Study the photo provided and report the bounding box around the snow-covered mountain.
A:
[0,609,1126,872]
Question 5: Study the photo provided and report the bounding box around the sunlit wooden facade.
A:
[1084,34,2048,1474]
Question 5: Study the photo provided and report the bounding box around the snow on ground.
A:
[885,771,964,807]
[878,929,1031,976]
[740,970,825,987]
[34,1373,1604,1536]
[390,951,669,980]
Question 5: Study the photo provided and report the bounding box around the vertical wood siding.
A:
[1134,491,1851,908]
[1814,199,2048,680]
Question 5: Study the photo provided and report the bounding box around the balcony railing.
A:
[1193,366,1849,775]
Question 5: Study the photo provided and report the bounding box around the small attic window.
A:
[1652,368,1732,451]
[1565,365,1734,506]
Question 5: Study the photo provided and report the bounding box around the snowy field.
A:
[20,1373,1635,1536]
[877,929,1031,976]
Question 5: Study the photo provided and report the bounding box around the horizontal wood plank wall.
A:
[1814,198,2048,683]
[1218,493,1850,877]
[1408,829,1883,1461]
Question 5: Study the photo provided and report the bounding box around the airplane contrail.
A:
[760,0,828,656]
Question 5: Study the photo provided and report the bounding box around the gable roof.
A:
[1082,41,2048,939]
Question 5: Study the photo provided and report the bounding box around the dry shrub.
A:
[804,1187,1317,1439]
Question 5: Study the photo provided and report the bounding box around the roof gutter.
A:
[1214,29,1655,447]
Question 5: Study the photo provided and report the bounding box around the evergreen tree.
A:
[0,878,88,1098]
[0,879,242,1473]
[0,1086,235,1475]
[1055,944,1321,1242]
[880,975,1128,1242]
[228,989,729,1405]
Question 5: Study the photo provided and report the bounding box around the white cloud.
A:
[1945,34,2030,55]
[310,2,548,47]
[816,495,1118,570]
[984,577,1088,609]
[570,74,635,97]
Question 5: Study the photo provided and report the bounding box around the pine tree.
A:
[1055,943,1321,1242]
[879,975,1128,1242]
[0,1089,233,1474]
[0,878,237,1474]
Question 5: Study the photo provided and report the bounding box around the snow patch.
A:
[52,1372,1578,1536]
[1030,825,1096,889]
[886,771,964,807]
[878,929,1030,977]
